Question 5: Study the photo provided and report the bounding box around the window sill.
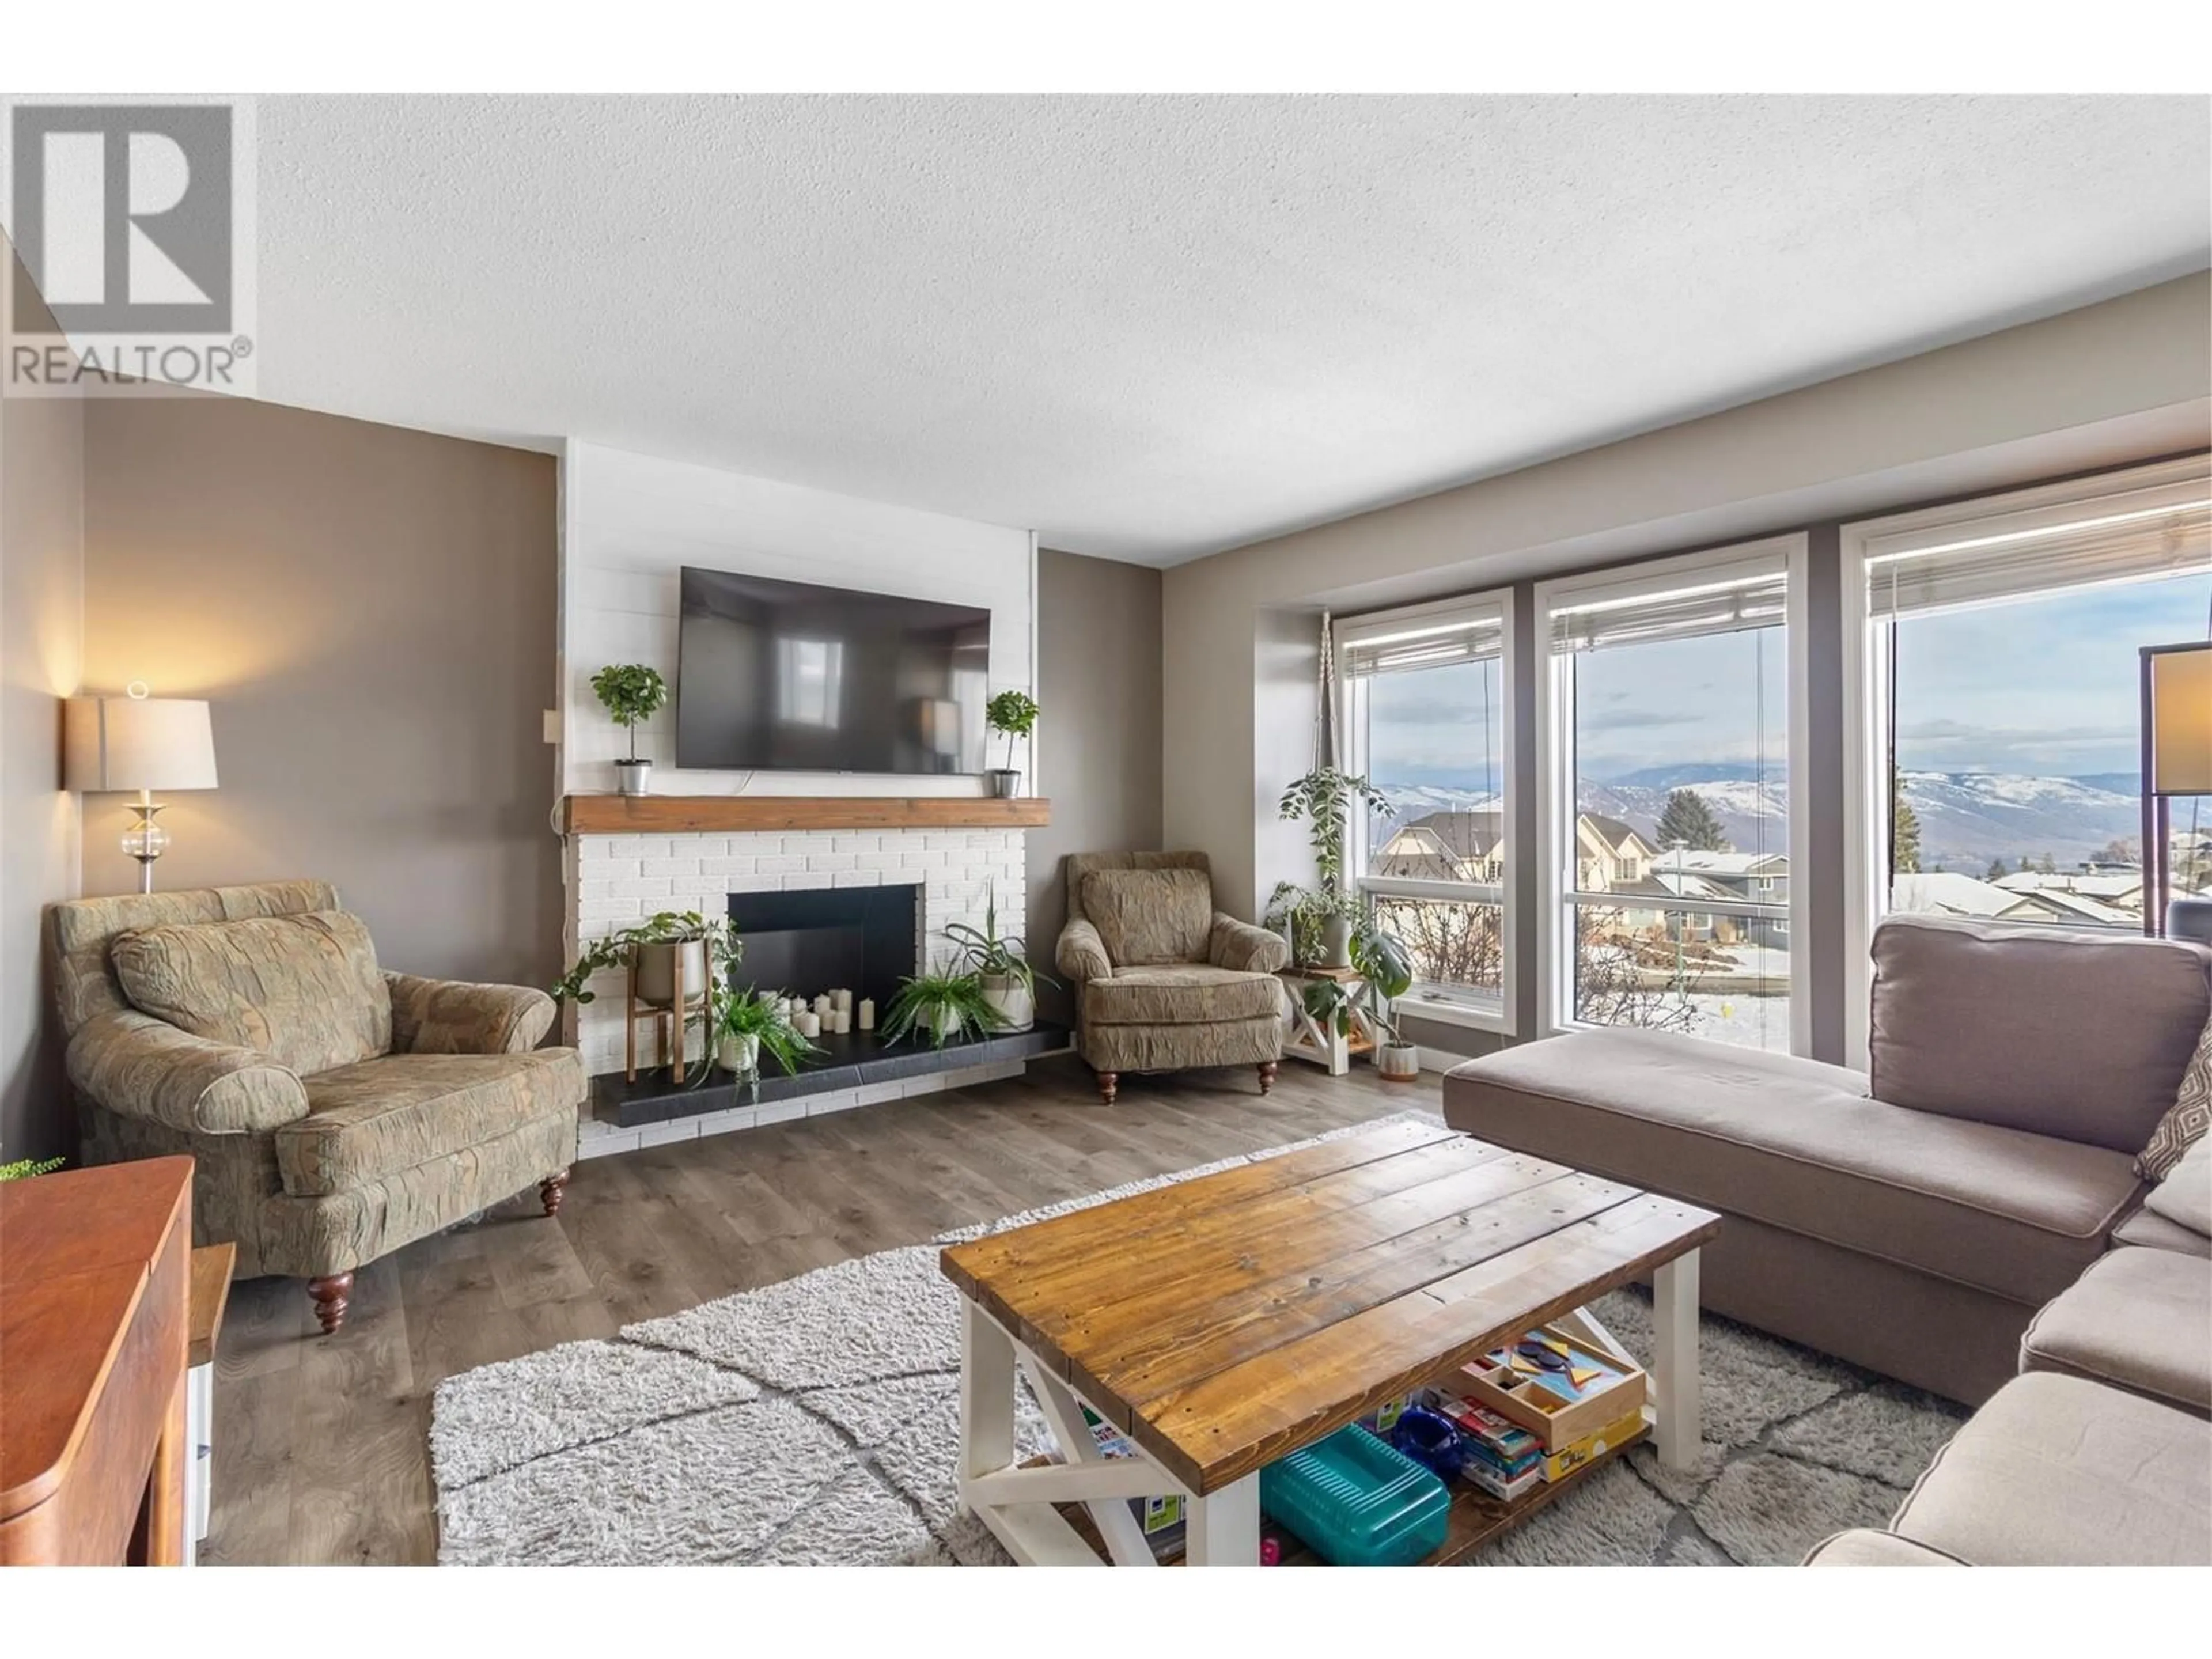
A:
[1393,994,1513,1037]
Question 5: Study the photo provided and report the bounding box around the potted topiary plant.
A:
[941,885,1056,1033]
[882,963,1002,1048]
[1278,767,1393,968]
[717,991,824,1075]
[984,689,1039,798]
[552,910,741,1081]
[592,663,670,796]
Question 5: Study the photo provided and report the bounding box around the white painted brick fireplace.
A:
[566,824,1025,1077]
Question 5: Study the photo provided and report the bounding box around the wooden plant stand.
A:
[623,952,697,1082]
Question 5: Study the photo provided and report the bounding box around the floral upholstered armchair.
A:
[47,880,584,1334]
[1054,851,1289,1105]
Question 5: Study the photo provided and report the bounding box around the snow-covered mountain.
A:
[1371,763,2143,870]
[1896,771,2139,870]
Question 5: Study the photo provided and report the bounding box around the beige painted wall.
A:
[1166,273,2212,923]
[81,397,563,991]
[0,237,85,1161]
[1025,547,1164,1026]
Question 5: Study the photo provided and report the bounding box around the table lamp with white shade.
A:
[64,687,219,893]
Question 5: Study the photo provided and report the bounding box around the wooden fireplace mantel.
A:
[561,794,1052,835]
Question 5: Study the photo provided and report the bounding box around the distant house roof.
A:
[1389,809,1502,860]
[1890,873,2018,919]
[1581,814,1651,855]
[2002,888,2138,926]
[1993,870,2141,900]
[1657,850,1786,877]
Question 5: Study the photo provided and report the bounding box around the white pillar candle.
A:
[858,998,875,1031]
[831,1009,851,1035]
[813,994,833,1020]
[795,1010,821,1039]
[833,988,853,1013]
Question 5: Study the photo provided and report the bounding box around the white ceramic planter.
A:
[632,938,709,1009]
[717,1031,760,1073]
[1376,1040,1422,1082]
[981,974,1033,1032]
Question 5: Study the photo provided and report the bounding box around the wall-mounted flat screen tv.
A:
[675,567,991,774]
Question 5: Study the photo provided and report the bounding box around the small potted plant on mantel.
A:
[941,884,1056,1033]
[593,663,670,796]
[984,690,1039,798]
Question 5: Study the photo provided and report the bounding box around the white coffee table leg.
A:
[959,1299,1016,1486]
[1651,1249,1702,1471]
[1185,1472,1260,1565]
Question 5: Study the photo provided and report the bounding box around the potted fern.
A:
[593,663,670,796]
[717,991,824,1075]
[941,885,1056,1032]
[984,690,1039,798]
[882,963,1002,1048]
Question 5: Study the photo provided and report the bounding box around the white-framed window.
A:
[1841,456,2212,1065]
[1535,536,1810,1055]
[1339,590,1515,1033]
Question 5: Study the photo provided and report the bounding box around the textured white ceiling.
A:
[251,95,2211,565]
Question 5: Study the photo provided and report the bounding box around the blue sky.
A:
[1895,574,2211,778]
[1359,571,2211,792]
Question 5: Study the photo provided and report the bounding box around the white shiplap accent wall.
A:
[558,439,1037,798]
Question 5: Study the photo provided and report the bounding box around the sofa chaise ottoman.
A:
[1442,915,2210,1406]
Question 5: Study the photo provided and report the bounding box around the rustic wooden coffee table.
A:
[940,1118,1718,1566]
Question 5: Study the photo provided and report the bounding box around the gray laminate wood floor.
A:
[202,1055,1438,1565]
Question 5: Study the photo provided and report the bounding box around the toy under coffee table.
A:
[938,1118,1719,1566]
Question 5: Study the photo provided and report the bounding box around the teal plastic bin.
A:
[1259,1424,1452,1566]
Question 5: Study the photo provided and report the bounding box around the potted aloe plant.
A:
[882,963,1003,1048]
[593,662,669,796]
[984,690,1039,798]
[941,885,1056,1033]
[717,991,824,1075]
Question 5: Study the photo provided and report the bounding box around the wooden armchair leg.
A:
[1096,1070,1119,1106]
[1258,1060,1278,1096]
[540,1169,570,1217]
[308,1272,353,1335]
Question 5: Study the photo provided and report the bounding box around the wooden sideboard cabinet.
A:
[1,1156,193,1565]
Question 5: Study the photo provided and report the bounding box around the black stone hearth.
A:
[589,1021,1071,1128]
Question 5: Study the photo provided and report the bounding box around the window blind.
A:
[1548,563,1788,654]
[1865,482,2211,621]
[1339,602,1505,678]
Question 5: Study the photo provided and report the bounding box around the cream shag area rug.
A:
[429,1115,1968,1566]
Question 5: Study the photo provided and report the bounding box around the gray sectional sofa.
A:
[1442,914,2212,1566]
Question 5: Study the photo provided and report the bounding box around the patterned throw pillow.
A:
[2138,1009,2212,1182]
